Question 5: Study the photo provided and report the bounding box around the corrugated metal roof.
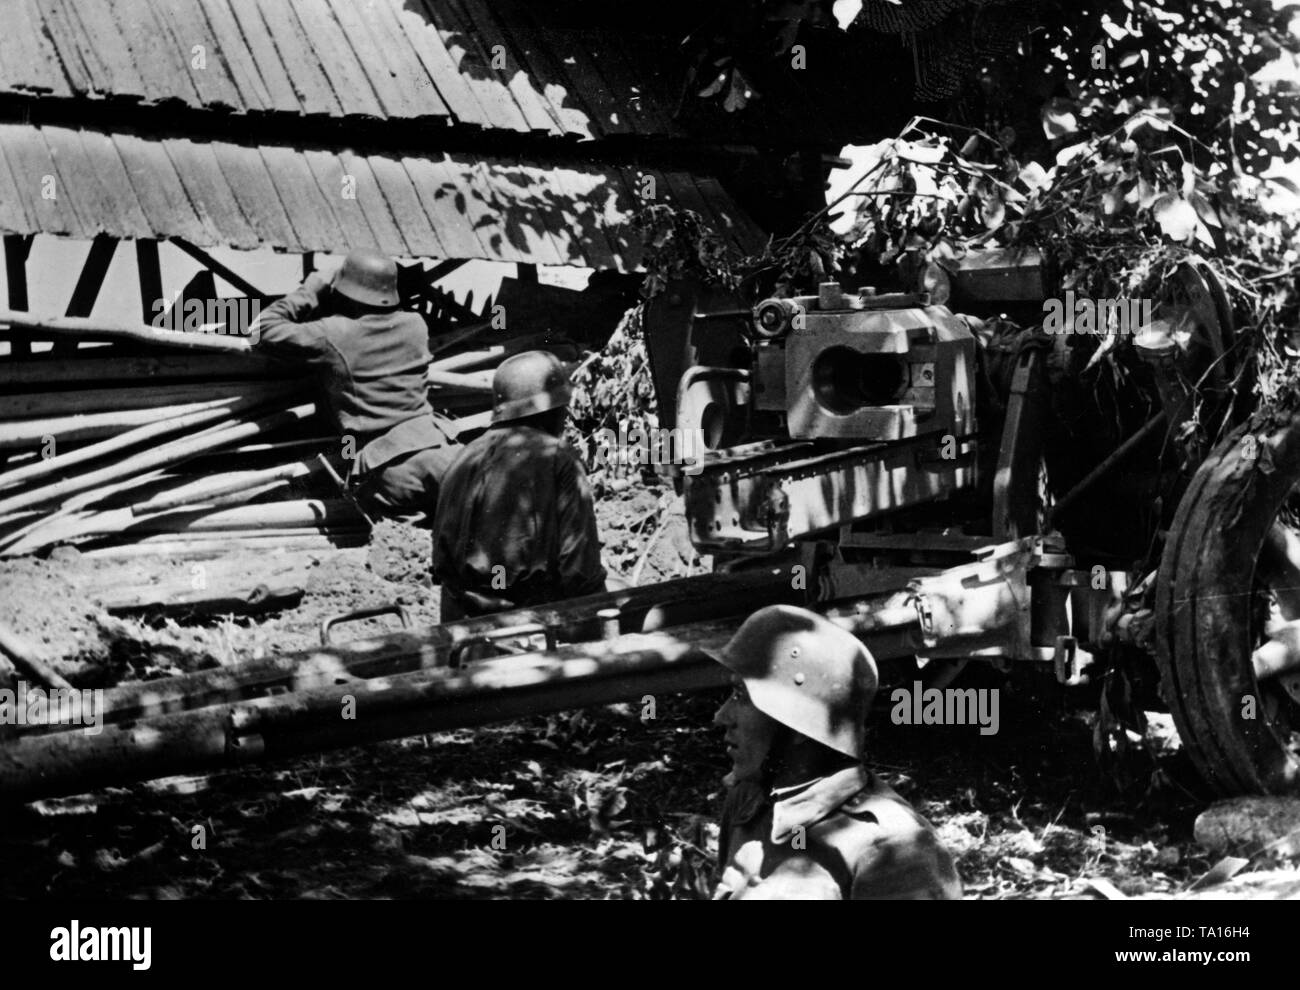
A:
[0,0,684,138]
[0,123,767,269]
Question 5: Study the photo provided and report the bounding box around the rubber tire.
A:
[1156,414,1300,795]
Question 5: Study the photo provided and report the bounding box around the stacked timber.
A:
[0,297,581,559]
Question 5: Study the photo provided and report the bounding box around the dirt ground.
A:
[0,479,1291,899]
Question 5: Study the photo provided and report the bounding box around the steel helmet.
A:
[491,350,573,424]
[332,248,399,308]
[710,604,878,759]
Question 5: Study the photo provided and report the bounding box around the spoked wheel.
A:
[1156,411,1300,795]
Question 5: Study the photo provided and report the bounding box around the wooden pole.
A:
[429,347,506,374]
[0,402,316,517]
[0,352,285,387]
[169,238,266,299]
[0,391,299,492]
[0,379,298,420]
[132,461,314,515]
[80,532,369,560]
[0,398,253,451]
[0,621,734,800]
[426,368,493,391]
[57,236,117,356]
[67,567,800,730]
[0,623,74,690]
[0,309,253,353]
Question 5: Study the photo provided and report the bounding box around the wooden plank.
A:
[223,0,301,112]
[136,240,163,326]
[447,0,558,135]
[359,0,449,119]
[4,235,33,357]
[59,0,145,95]
[545,162,619,270]
[293,0,385,119]
[303,149,379,250]
[394,0,488,126]
[0,137,38,233]
[212,141,301,250]
[105,0,200,105]
[488,5,592,138]
[323,0,413,118]
[402,154,484,260]
[163,138,260,249]
[338,151,410,258]
[484,156,566,266]
[606,168,646,272]
[663,170,725,234]
[257,145,346,253]
[0,352,283,387]
[74,129,155,239]
[63,237,116,322]
[112,132,211,245]
[0,0,74,97]
[4,237,33,316]
[145,0,243,109]
[418,0,528,132]
[194,0,267,111]
[534,25,631,137]
[0,380,288,420]
[693,175,768,254]
[254,0,343,116]
[38,0,101,94]
[0,124,85,237]
[367,153,447,257]
[592,33,666,135]
[168,239,266,298]
[41,125,113,240]
[451,153,523,261]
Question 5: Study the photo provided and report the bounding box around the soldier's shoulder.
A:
[815,784,940,853]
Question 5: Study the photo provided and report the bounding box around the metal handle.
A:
[320,604,411,646]
[448,623,555,668]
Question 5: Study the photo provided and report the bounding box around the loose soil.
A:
[0,480,1292,898]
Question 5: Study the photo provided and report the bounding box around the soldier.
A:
[431,350,607,620]
[707,604,962,900]
[253,248,457,524]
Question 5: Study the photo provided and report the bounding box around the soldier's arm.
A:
[251,273,335,363]
[554,449,608,598]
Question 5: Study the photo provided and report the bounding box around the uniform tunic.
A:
[255,275,457,518]
[431,423,606,615]
[714,765,962,900]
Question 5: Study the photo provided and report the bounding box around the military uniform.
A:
[255,273,457,521]
[714,765,962,900]
[431,423,606,617]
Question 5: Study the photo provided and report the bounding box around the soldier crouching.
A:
[705,604,962,900]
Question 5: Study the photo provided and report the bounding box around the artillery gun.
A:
[645,249,1296,797]
[2,251,1295,802]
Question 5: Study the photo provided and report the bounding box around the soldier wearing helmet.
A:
[253,249,458,523]
[707,604,961,900]
[430,350,608,618]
